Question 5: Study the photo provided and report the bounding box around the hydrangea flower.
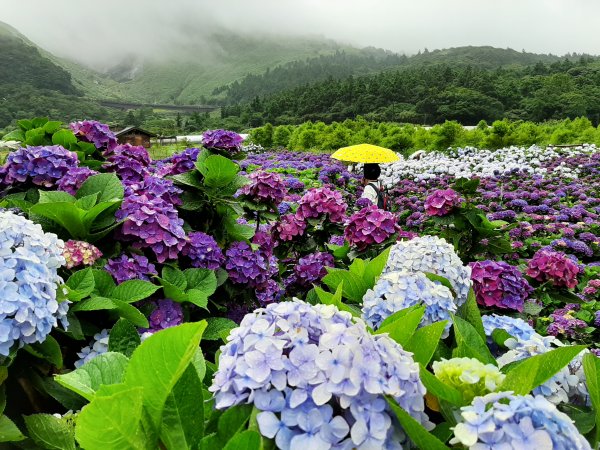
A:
[356,197,373,208]
[202,129,243,152]
[152,147,199,176]
[451,393,591,450]
[482,314,537,342]
[290,252,334,287]
[145,299,183,333]
[103,144,151,183]
[70,120,117,151]
[547,304,588,338]
[470,260,533,311]
[344,205,399,250]
[296,187,347,223]
[125,175,183,206]
[432,357,505,403]
[74,329,109,368]
[62,240,102,269]
[240,171,288,205]
[273,214,306,242]
[182,232,224,270]
[424,189,462,216]
[225,242,279,288]
[56,166,98,195]
[0,145,79,188]
[0,210,68,356]
[105,253,158,284]
[328,235,345,246]
[209,300,431,450]
[255,279,284,306]
[362,270,457,337]
[526,249,580,289]
[384,235,472,306]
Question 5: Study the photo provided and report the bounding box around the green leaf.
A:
[29,202,86,239]
[452,315,496,365]
[198,155,240,188]
[77,173,124,202]
[17,119,33,131]
[66,268,95,301]
[203,318,237,341]
[123,322,207,430]
[92,269,116,296]
[184,268,217,295]
[81,200,121,229]
[171,171,204,189]
[74,193,99,210]
[217,404,253,439]
[405,321,448,366]
[491,329,513,348]
[2,129,25,141]
[162,266,187,290]
[0,415,25,442]
[157,277,188,303]
[322,268,369,303]
[26,336,63,368]
[419,365,464,405]
[457,288,485,340]
[187,289,209,309]
[584,353,600,442]
[349,258,366,277]
[43,121,62,134]
[55,352,129,400]
[559,403,596,435]
[378,305,420,329]
[52,129,77,147]
[24,414,76,450]
[363,246,391,286]
[452,177,480,194]
[159,364,204,450]
[223,430,261,450]
[500,345,587,395]
[376,306,425,347]
[223,215,255,241]
[386,397,450,450]
[38,190,76,203]
[71,297,149,328]
[109,319,142,357]
[110,280,160,303]
[75,385,147,450]
[424,272,456,297]
[32,117,49,128]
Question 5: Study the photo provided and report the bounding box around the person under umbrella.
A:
[361,163,384,207]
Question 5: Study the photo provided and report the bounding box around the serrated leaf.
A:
[183,268,217,295]
[203,318,237,341]
[157,277,188,303]
[162,266,187,290]
[322,268,368,303]
[405,321,448,366]
[77,173,124,202]
[452,315,496,365]
[110,280,160,303]
[223,430,261,450]
[92,269,116,296]
[38,190,76,204]
[0,415,25,442]
[66,268,95,301]
[26,336,63,368]
[187,289,209,308]
[197,155,240,188]
[109,319,141,357]
[74,193,99,210]
[376,306,425,347]
[24,414,76,450]
[52,129,77,147]
[363,246,391,286]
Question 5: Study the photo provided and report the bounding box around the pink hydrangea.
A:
[63,240,102,269]
[526,250,579,289]
[344,205,400,250]
[273,214,306,241]
[424,189,462,216]
[470,260,533,312]
[240,170,288,205]
[296,187,347,223]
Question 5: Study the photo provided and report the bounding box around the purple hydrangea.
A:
[105,253,158,284]
[255,279,284,306]
[424,189,462,216]
[547,304,588,338]
[273,214,306,242]
[225,241,279,288]
[292,251,334,287]
[470,260,533,311]
[344,205,399,250]
[240,171,288,205]
[152,147,199,176]
[182,232,225,270]
[125,175,183,206]
[356,197,373,208]
[0,145,79,188]
[56,166,98,195]
[146,299,183,333]
[202,129,243,152]
[526,250,580,289]
[296,187,347,223]
[70,120,117,151]
[328,235,345,246]
[103,144,151,183]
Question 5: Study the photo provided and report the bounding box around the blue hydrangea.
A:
[482,314,537,342]
[362,271,456,337]
[384,236,472,306]
[452,392,591,450]
[0,210,68,356]
[209,300,431,449]
[74,329,110,368]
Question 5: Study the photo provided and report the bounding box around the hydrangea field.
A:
[1,117,600,449]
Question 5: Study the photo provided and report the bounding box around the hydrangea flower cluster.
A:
[424,189,462,216]
[103,144,151,183]
[255,279,285,306]
[240,170,288,205]
[0,211,68,356]
[105,253,158,284]
[56,166,98,195]
[288,251,334,287]
[384,235,472,305]
[146,299,183,333]
[70,120,117,151]
[62,240,102,269]
[225,241,279,288]
[451,393,591,449]
[344,205,399,250]
[125,175,183,206]
[209,300,430,450]
[362,271,457,337]
[152,147,199,176]
[181,231,224,270]
[202,129,243,152]
[0,145,79,188]
[470,260,533,311]
[296,187,347,223]
[526,249,580,289]
[74,329,109,368]
[273,214,306,242]
[432,357,505,403]
[482,314,537,342]
[547,304,588,338]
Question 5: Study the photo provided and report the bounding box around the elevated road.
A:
[99,100,220,113]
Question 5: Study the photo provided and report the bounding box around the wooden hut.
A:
[115,126,156,148]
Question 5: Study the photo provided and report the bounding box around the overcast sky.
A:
[1,0,598,69]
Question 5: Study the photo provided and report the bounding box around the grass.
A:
[148,142,191,160]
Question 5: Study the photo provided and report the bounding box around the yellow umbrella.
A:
[331,144,399,164]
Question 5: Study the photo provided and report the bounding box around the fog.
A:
[1,0,598,70]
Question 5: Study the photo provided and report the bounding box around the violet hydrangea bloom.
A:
[146,299,183,332]
[209,300,431,450]
[240,170,288,205]
[296,187,347,223]
[202,129,243,152]
[255,279,284,306]
[105,253,158,284]
[0,210,68,356]
[152,147,199,177]
[63,240,102,269]
[125,175,183,206]
[526,249,580,289]
[56,166,98,195]
[547,304,587,338]
[103,144,151,183]
[70,120,117,151]
[470,260,533,311]
[451,393,591,450]
[182,231,224,270]
[0,145,78,188]
[424,189,462,216]
[272,214,306,242]
[344,205,399,250]
[291,251,334,287]
[225,241,279,288]
[74,329,109,368]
